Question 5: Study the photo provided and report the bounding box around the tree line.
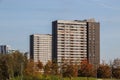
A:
[0,52,120,80]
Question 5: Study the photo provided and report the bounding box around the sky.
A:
[0,0,120,62]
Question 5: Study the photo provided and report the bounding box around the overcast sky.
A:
[0,0,120,62]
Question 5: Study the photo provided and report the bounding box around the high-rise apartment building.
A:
[30,34,52,65]
[52,19,100,66]
[0,45,11,54]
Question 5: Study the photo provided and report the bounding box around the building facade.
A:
[30,34,52,65]
[52,19,100,66]
[0,45,11,54]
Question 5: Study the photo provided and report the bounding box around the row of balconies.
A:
[58,26,86,28]
[57,32,87,35]
[58,28,87,31]
[58,56,87,58]
[58,52,87,54]
[57,49,87,51]
[57,40,87,42]
[57,34,87,36]
[57,44,87,46]
[57,50,87,52]
[57,42,87,44]
[58,39,87,41]
[57,41,87,43]
[58,49,87,53]
[59,53,87,55]
[57,47,86,48]
[57,39,87,41]
[58,46,87,48]
[58,46,87,47]
[58,34,87,36]
[57,37,87,39]
[58,57,86,61]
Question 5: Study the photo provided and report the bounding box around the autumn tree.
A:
[37,60,43,70]
[61,59,78,78]
[24,59,35,76]
[78,60,95,77]
[112,68,120,79]
[44,60,52,76]
[63,63,78,78]
[112,58,120,79]
[51,60,59,75]
[97,64,111,78]
[36,60,43,74]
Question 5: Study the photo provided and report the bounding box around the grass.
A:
[63,77,97,80]
[63,77,120,80]
[11,76,120,80]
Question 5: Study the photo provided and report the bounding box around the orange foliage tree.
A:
[112,68,120,79]
[62,59,78,78]
[24,60,36,76]
[78,60,95,77]
[37,60,43,72]
[44,60,52,76]
[51,60,59,75]
[97,64,111,78]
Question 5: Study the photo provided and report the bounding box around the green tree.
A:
[0,51,27,79]
[11,51,26,77]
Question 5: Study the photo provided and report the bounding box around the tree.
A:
[37,60,43,70]
[112,58,120,69]
[44,60,52,76]
[78,60,95,77]
[0,51,27,79]
[24,59,35,76]
[112,68,120,79]
[0,54,9,80]
[51,61,59,75]
[62,59,78,78]
[112,58,120,79]
[97,64,111,78]
[63,64,78,78]
[12,51,26,77]
[35,60,44,74]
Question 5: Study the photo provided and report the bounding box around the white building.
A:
[30,34,52,65]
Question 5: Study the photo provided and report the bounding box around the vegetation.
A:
[97,63,111,78]
[0,51,27,80]
[78,60,95,77]
[0,52,120,80]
